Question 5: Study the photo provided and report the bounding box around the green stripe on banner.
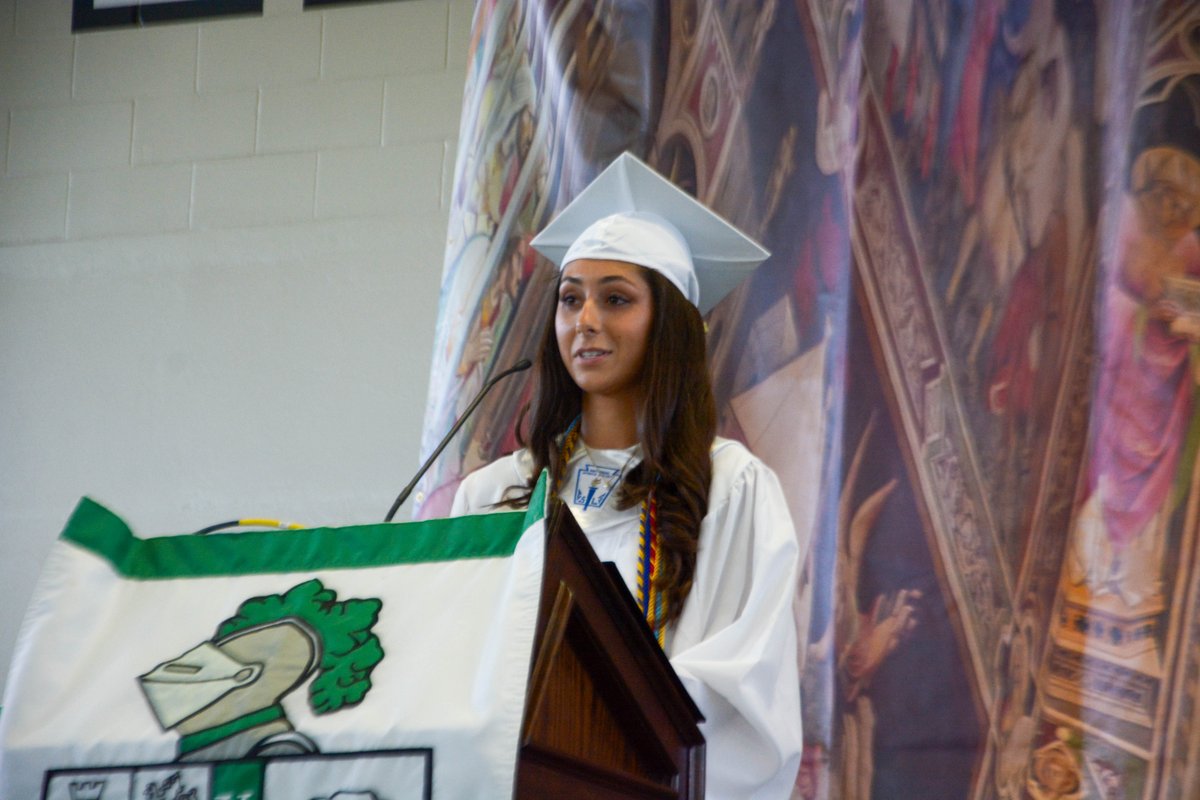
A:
[61,472,549,579]
[178,705,286,756]
[212,759,265,800]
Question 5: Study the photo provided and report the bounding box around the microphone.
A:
[384,358,533,522]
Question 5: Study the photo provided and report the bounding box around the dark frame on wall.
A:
[72,0,263,32]
[303,0,405,7]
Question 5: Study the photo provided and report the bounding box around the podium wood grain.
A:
[514,500,704,799]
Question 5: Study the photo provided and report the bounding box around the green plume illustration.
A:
[215,579,384,714]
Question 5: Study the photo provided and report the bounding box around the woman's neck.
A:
[579,393,639,450]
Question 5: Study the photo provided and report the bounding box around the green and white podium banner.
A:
[0,479,547,800]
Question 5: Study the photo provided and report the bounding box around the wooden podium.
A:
[515,499,705,799]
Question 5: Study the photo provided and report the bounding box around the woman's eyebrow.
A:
[560,274,639,287]
[598,275,638,285]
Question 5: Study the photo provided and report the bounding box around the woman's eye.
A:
[606,293,630,305]
[558,293,578,307]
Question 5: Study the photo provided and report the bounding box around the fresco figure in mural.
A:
[1068,75,1200,608]
[948,1,1085,459]
[421,1,1200,796]
[417,0,671,518]
[992,613,1038,798]
[452,236,536,476]
[829,413,922,800]
[416,0,561,518]
[451,153,803,799]
[861,0,1091,562]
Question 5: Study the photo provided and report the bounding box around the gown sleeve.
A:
[450,450,532,516]
[449,473,480,516]
[666,443,803,799]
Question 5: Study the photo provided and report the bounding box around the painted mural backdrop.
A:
[416,1,1200,797]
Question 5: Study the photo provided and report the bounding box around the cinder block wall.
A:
[0,0,471,689]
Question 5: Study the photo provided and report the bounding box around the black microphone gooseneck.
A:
[384,358,532,522]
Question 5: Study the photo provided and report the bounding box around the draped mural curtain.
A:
[414,1,1200,797]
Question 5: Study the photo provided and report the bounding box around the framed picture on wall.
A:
[303,1,405,6]
[72,0,263,31]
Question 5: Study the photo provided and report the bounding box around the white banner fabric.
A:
[0,482,546,800]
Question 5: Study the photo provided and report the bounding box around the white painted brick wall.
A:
[14,0,71,38]
[0,0,14,36]
[198,13,323,91]
[0,0,466,243]
[0,174,67,243]
[316,141,443,219]
[194,151,318,228]
[68,163,193,239]
[133,91,259,164]
[0,38,74,105]
[74,25,200,100]
[0,111,9,175]
[321,0,448,78]
[447,0,473,66]
[258,78,385,152]
[9,101,134,175]
[384,70,466,144]
[0,0,474,691]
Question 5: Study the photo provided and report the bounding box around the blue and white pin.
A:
[573,463,622,510]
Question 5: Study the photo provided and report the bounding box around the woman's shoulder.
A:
[710,436,769,478]
[707,437,783,508]
[466,448,534,483]
[701,438,796,561]
[710,436,756,465]
[454,449,535,514]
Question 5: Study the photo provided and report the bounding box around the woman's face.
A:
[556,258,653,405]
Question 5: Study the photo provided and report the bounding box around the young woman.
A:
[452,154,802,798]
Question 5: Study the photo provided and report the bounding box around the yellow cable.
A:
[236,518,304,530]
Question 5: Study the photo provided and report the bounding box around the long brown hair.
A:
[506,267,715,628]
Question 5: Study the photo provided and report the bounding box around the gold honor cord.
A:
[558,419,666,644]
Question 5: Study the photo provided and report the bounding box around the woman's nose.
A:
[576,298,598,333]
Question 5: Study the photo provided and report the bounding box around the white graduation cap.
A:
[530,152,769,313]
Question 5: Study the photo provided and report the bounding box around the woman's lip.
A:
[575,348,611,360]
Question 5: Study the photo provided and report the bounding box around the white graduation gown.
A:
[451,437,803,799]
